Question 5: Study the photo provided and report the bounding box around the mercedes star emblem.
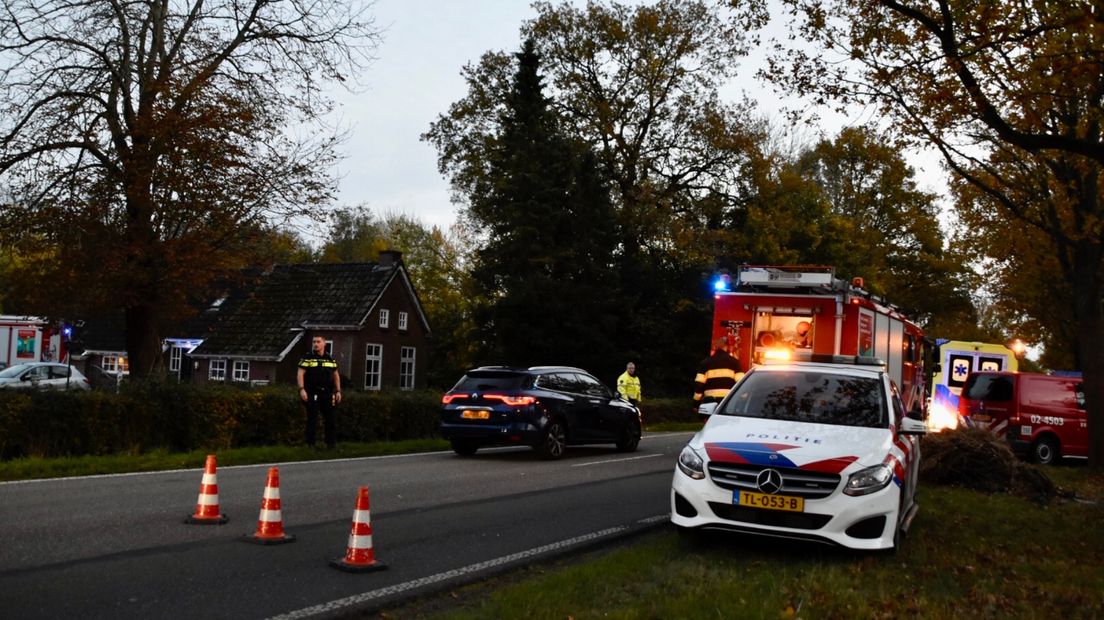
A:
[756,469,784,495]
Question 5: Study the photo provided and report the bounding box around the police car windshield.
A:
[719,370,886,428]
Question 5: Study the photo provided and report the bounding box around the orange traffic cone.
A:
[242,467,295,544]
[329,486,387,572]
[185,454,229,524]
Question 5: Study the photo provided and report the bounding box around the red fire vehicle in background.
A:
[709,265,929,415]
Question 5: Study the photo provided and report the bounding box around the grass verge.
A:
[0,438,451,481]
[379,465,1104,620]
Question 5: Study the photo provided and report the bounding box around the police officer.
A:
[693,337,744,406]
[617,361,642,406]
[298,335,342,448]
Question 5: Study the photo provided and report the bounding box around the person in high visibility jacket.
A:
[694,338,744,404]
[617,362,642,405]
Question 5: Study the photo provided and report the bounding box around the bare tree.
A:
[0,0,379,377]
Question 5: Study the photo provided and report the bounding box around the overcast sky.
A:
[322,0,945,239]
[323,0,536,235]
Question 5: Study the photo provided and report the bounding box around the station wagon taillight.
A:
[483,394,537,406]
[442,393,468,404]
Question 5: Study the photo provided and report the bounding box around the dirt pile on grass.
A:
[919,428,1057,504]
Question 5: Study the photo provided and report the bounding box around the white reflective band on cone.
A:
[263,488,280,499]
[258,509,282,522]
[353,509,371,522]
[346,534,373,549]
[202,473,217,484]
[197,494,219,505]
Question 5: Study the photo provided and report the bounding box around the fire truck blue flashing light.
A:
[713,274,732,292]
[63,326,73,338]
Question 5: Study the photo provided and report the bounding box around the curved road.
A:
[0,431,693,619]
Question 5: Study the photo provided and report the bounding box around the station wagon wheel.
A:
[1031,436,1058,465]
[451,439,479,456]
[615,419,641,452]
[536,420,566,460]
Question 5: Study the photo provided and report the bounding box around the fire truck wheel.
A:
[536,420,567,460]
[1031,436,1059,465]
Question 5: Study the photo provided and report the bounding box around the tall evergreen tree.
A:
[468,40,621,376]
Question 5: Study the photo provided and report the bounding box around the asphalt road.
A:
[0,431,694,619]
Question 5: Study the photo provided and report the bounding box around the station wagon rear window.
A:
[452,371,530,392]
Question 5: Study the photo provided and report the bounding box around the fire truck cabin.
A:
[711,265,928,415]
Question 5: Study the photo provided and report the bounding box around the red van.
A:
[958,371,1086,465]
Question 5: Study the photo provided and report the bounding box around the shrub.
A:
[919,427,1057,504]
[0,383,444,460]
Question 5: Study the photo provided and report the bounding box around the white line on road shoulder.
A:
[266,520,672,620]
[571,453,663,467]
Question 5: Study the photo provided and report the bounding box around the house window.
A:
[398,311,409,331]
[209,359,227,381]
[400,346,416,390]
[379,309,390,328]
[324,339,333,356]
[365,343,382,391]
[233,360,250,382]
[102,355,128,374]
[169,346,183,375]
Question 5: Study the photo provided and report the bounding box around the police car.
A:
[671,356,926,551]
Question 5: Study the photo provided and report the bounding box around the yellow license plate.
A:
[972,414,991,423]
[460,410,490,420]
[737,491,804,512]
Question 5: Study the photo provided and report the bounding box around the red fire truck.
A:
[709,265,929,414]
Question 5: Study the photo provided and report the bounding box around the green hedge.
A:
[0,383,443,460]
[0,385,698,460]
[639,397,701,425]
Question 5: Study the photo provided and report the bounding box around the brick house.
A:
[186,251,431,390]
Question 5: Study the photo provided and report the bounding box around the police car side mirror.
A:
[698,402,718,417]
[900,416,927,435]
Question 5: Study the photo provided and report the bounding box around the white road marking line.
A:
[571,453,664,467]
[267,523,647,620]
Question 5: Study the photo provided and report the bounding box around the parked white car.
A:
[671,355,926,551]
[0,362,91,391]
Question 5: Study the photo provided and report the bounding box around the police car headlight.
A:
[843,464,893,496]
[677,446,705,480]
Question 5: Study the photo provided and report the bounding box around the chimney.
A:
[378,250,402,267]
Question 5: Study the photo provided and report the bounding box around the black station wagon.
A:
[439,366,642,459]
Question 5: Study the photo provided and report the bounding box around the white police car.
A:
[671,356,926,551]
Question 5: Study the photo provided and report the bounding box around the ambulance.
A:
[708,266,928,415]
[927,340,1019,431]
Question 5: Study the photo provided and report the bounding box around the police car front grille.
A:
[707,463,840,499]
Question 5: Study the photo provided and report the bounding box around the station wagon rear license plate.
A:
[460,409,491,420]
[736,490,804,512]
